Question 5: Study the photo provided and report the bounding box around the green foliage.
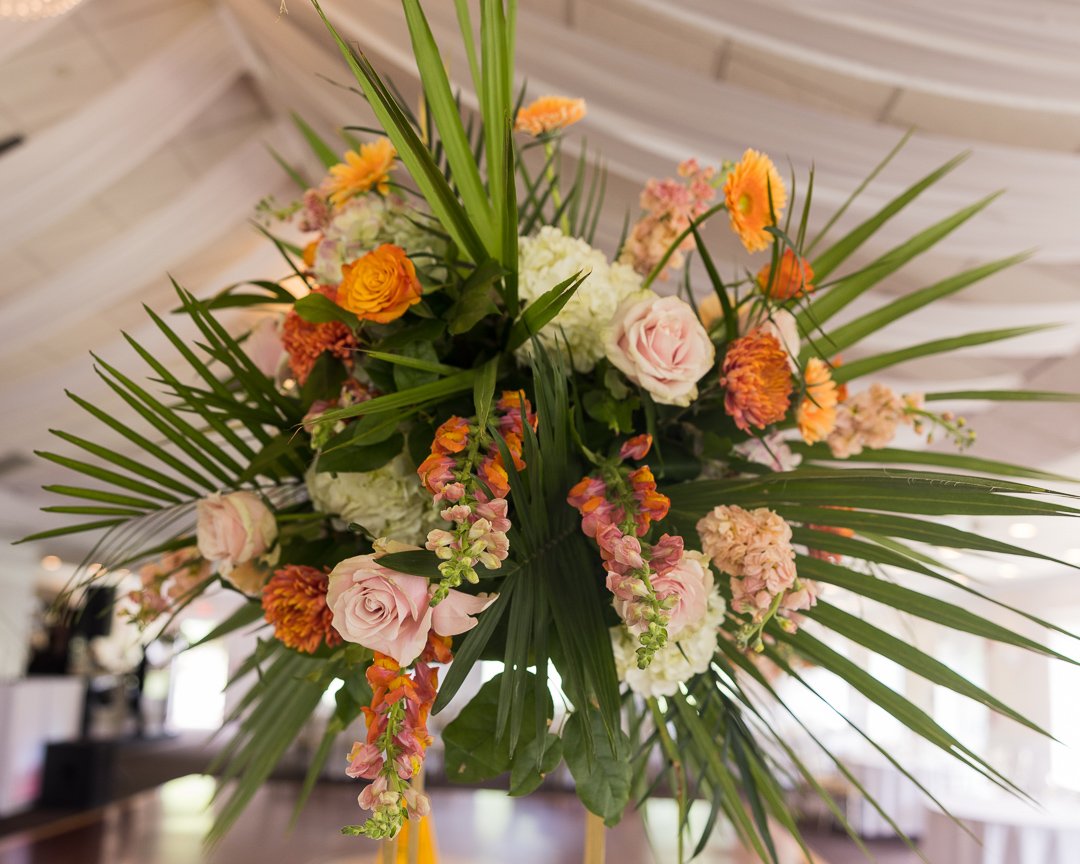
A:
[563,707,632,827]
[443,671,552,783]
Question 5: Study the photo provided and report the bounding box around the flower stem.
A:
[544,140,571,235]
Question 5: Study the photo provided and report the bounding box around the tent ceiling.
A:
[1,0,1078,573]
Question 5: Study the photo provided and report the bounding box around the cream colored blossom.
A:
[517,226,643,372]
[611,586,726,697]
[305,455,440,545]
[312,195,440,286]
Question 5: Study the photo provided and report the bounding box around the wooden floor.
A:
[0,775,844,864]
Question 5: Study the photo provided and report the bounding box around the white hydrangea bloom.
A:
[611,591,726,698]
[313,196,441,285]
[517,226,643,372]
[305,454,440,545]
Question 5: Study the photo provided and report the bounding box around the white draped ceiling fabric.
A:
[2,0,1079,551]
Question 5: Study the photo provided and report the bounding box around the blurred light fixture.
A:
[1065,548,1080,566]
[1007,522,1037,539]
[40,554,61,571]
[997,563,1021,579]
[86,562,103,575]
[936,547,963,561]
[0,0,85,20]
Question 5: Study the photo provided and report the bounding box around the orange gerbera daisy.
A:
[324,137,396,208]
[724,149,787,253]
[261,565,340,654]
[797,357,839,444]
[756,249,814,300]
[721,329,793,432]
[514,96,587,136]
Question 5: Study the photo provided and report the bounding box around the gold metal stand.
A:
[584,810,606,864]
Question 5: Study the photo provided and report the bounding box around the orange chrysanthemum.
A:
[756,249,814,300]
[797,357,839,444]
[339,243,422,324]
[261,565,340,655]
[324,137,396,208]
[281,286,357,385]
[514,96,586,136]
[724,149,787,253]
[721,329,793,432]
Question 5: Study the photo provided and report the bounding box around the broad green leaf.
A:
[508,732,562,797]
[375,549,442,579]
[313,433,403,474]
[562,707,632,827]
[443,671,551,783]
[293,293,360,329]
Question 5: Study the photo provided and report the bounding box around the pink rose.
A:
[605,294,715,407]
[196,491,277,575]
[618,549,714,639]
[326,554,495,666]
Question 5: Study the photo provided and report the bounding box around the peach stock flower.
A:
[262,565,341,654]
[339,244,422,324]
[514,96,586,136]
[324,137,396,208]
[797,358,839,444]
[721,329,793,432]
[696,504,800,623]
[756,249,814,300]
[724,149,786,253]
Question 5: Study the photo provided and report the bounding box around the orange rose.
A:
[339,244,422,324]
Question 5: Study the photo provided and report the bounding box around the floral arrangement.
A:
[25,1,1080,860]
